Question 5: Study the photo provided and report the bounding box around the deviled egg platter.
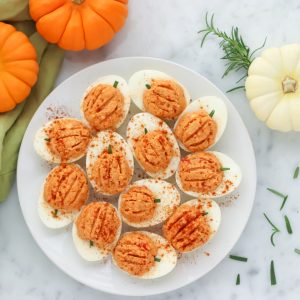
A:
[32,70,243,281]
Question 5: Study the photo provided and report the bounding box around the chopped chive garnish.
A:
[154,257,161,262]
[280,195,288,211]
[270,260,276,285]
[209,109,215,117]
[267,188,286,199]
[284,215,293,234]
[53,209,58,217]
[229,255,248,262]
[154,198,161,203]
[236,274,240,285]
[263,213,280,247]
[113,81,119,88]
[202,211,208,216]
[267,188,288,211]
[295,248,300,255]
[220,167,230,171]
[145,84,151,89]
[293,166,299,179]
[108,144,112,154]
[144,128,148,134]
[44,138,51,142]
[89,240,94,247]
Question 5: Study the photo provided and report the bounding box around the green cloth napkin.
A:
[0,2,65,202]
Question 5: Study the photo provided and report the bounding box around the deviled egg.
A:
[118,179,180,227]
[38,164,89,229]
[129,70,190,120]
[73,202,121,261]
[176,151,242,198]
[126,112,180,179]
[174,96,228,152]
[163,198,221,253]
[80,75,130,131]
[86,130,134,195]
[113,231,177,279]
[34,118,92,163]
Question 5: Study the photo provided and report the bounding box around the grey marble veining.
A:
[1,0,300,299]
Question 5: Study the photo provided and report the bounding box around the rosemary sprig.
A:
[263,213,280,247]
[199,13,266,91]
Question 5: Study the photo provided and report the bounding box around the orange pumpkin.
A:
[29,0,129,51]
[0,22,39,113]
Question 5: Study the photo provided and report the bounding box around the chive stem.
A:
[113,81,119,88]
[294,248,300,255]
[236,274,240,285]
[220,167,230,171]
[145,84,151,89]
[293,166,299,179]
[284,215,292,234]
[263,213,280,247]
[154,198,161,203]
[89,240,94,247]
[108,144,112,154]
[229,255,248,262]
[280,195,288,211]
[209,109,215,117]
[270,260,276,285]
[144,128,148,134]
[154,257,161,262]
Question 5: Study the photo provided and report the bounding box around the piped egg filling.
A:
[76,202,120,250]
[174,110,217,152]
[44,164,89,213]
[163,203,211,253]
[120,186,156,224]
[143,79,186,119]
[179,152,223,194]
[45,118,91,162]
[134,130,174,173]
[82,84,124,131]
[90,147,132,195]
[113,232,158,276]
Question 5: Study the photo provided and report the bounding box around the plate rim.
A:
[17,56,257,296]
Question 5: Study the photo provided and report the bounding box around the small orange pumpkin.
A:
[0,22,39,113]
[29,0,129,51]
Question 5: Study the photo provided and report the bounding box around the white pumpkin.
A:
[245,44,300,132]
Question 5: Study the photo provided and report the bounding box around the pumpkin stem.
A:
[282,76,297,94]
[72,0,85,4]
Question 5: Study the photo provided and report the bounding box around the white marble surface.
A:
[1,0,300,299]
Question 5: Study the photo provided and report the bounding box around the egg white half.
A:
[112,231,177,279]
[38,190,77,229]
[33,118,88,164]
[176,151,242,198]
[86,130,134,195]
[118,179,181,227]
[128,69,191,115]
[126,112,180,179]
[174,96,228,152]
[80,75,130,130]
[72,206,122,262]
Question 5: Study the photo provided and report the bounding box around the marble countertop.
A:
[1,0,300,299]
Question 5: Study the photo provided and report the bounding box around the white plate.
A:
[17,57,256,296]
